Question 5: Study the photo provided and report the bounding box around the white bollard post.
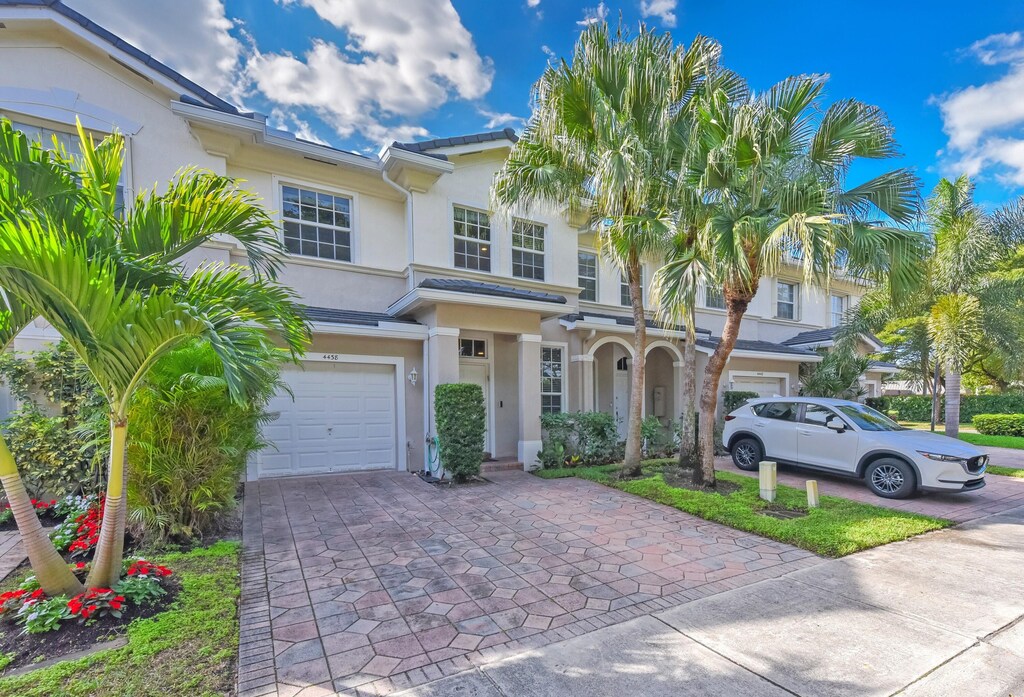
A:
[806,480,820,508]
[759,460,777,502]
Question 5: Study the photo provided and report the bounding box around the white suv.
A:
[722,397,987,499]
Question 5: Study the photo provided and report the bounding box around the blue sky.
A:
[67,0,1024,207]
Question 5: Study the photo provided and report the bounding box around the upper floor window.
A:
[453,206,491,272]
[578,251,598,302]
[541,346,564,414]
[281,185,352,262]
[705,284,726,310]
[776,281,798,320]
[830,294,846,327]
[512,219,545,281]
[620,268,644,307]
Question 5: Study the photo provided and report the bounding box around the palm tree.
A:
[680,75,925,485]
[492,23,728,476]
[0,119,306,589]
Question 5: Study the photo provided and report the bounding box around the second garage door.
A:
[258,361,398,478]
[731,375,784,398]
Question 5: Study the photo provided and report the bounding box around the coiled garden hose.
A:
[426,435,443,476]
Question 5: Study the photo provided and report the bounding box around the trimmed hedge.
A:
[973,414,1024,437]
[866,394,1024,423]
[538,410,621,468]
[435,383,485,482]
[724,391,760,414]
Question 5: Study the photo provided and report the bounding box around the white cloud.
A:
[639,0,678,27]
[478,109,525,130]
[247,0,493,143]
[541,45,557,61]
[527,0,541,7]
[64,0,244,99]
[577,3,609,27]
[934,31,1024,187]
[269,109,329,145]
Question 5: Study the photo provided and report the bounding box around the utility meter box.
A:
[653,386,666,418]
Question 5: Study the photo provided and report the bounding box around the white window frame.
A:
[452,204,492,273]
[776,280,799,321]
[704,284,726,310]
[541,342,568,415]
[272,175,360,265]
[830,293,847,327]
[511,218,546,281]
[578,250,598,302]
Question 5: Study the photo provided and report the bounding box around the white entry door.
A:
[613,368,629,440]
[258,361,397,478]
[459,362,491,455]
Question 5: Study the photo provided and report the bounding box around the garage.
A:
[731,375,784,398]
[256,360,399,478]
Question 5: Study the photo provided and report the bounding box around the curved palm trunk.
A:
[677,322,698,472]
[0,438,84,595]
[622,257,647,477]
[86,419,127,589]
[944,367,962,439]
[697,294,750,486]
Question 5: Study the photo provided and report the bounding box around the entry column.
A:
[517,333,543,468]
[427,327,460,439]
[572,354,595,411]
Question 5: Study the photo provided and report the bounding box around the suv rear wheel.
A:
[865,458,916,499]
[730,437,763,471]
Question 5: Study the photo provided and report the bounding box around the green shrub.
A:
[972,413,1024,437]
[724,391,760,414]
[867,394,1024,423]
[642,416,678,458]
[0,342,106,497]
[539,411,621,467]
[434,383,485,482]
[126,341,279,544]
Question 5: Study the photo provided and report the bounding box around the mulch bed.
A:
[0,576,180,674]
[0,511,62,533]
[661,469,742,495]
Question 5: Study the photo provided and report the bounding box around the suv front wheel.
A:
[730,437,763,472]
[865,458,916,499]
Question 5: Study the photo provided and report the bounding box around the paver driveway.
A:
[238,470,821,696]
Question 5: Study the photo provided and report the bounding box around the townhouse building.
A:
[0,0,895,478]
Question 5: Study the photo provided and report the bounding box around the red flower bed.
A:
[126,559,173,579]
[67,497,105,557]
[67,588,126,622]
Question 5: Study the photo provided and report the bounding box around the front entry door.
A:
[613,363,629,440]
[459,362,491,456]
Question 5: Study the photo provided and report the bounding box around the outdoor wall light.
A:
[408,367,418,386]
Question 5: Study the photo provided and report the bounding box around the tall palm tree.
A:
[0,119,305,590]
[680,75,925,485]
[491,23,728,476]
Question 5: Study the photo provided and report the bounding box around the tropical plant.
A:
[799,325,870,400]
[434,383,485,483]
[675,74,926,485]
[491,23,730,476]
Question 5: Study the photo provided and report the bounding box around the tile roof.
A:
[302,306,420,327]
[418,278,566,304]
[868,360,900,370]
[781,327,841,346]
[561,311,712,336]
[698,337,819,357]
[393,129,519,155]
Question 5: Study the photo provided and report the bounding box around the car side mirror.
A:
[826,419,845,432]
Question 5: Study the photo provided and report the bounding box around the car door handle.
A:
[754,422,766,428]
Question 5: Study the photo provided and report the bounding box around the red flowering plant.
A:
[125,559,173,580]
[66,588,126,623]
[65,496,105,558]
[0,588,46,621]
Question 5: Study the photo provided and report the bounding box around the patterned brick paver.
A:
[238,471,822,696]
[717,456,1024,523]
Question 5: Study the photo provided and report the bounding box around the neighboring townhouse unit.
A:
[0,1,895,479]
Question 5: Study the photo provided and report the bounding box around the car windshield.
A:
[835,404,905,432]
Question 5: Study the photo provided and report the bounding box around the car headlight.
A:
[917,451,968,465]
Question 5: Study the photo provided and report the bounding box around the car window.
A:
[752,402,798,421]
[836,404,905,432]
[803,404,841,427]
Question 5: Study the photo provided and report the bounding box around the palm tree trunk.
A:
[86,419,128,589]
[622,256,647,477]
[0,438,83,596]
[944,366,962,439]
[697,294,750,486]
[677,322,698,472]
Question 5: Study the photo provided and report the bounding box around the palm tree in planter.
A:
[491,23,730,476]
[0,119,306,590]
[683,75,926,486]
[0,220,307,587]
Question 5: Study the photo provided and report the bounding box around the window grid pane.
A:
[454,206,491,271]
[578,252,597,302]
[777,282,796,320]
[512,220,544,280]
[281,185,352,262]
[706,285,726,310]
[540,347,563,414]
[830,294,845,327]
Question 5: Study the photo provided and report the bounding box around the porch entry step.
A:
[480,459,524,473]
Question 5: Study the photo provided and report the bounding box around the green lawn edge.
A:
[0,540,240,697]
[534,461,951,557]
[959,432,1024,451]
[987,465,1024,478]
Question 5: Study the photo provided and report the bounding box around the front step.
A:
[480,460,524,474]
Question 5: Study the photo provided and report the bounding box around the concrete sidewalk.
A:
[397,504,1024,697]
[983,445,1024,469]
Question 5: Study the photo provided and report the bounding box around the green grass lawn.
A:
[958,432,1024,451]
[0,541,240,697]
[535,461,951,557]
[986,465,1024,478]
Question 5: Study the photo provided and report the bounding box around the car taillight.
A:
[724,415,736,421]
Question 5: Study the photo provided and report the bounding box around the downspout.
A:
[381,166,416,285]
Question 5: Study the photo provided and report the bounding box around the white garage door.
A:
[258,361,398,478]
[732,376,784,398]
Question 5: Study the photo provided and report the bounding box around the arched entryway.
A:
[644,341,684,427]
[588,336,634,439]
